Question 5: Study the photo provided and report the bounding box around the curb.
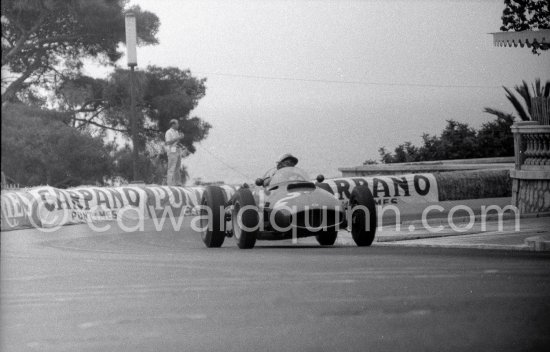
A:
[335,220,550,252]
[335,232,533,251]
[373,242,532,251]
[400,211,550,227]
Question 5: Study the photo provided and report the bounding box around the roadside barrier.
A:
[1,170,511,232]
[0,185,237,231]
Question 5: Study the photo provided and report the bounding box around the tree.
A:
[54,65,211,154]
[1,0,160,103]
[500,0,549,54]
[113,146,190,185]
[378,120,477,163]
[438,120,479,160]
[477,114,515,158]
[362,159,379,165]
[378,142,420,163]
[374,118,514,164]
[1,103,114,186]
[484,79,550,122]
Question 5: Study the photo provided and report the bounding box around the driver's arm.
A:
[260,168,277,187]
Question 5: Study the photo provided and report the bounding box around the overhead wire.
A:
[196,71,503,90]
[195,144,252,180]
[190,70,503,181]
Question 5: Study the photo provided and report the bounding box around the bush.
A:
[113,146,168,185]
[1,103,114,186]
[376,118,515,164]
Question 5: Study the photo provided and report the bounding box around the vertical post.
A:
[129,65,138,181]
[511,124,522,170]
[125,11,139,181]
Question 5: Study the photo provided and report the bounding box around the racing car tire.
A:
[349,185,377,247]
[231,189,259,249]
[200,186,226,248]
[316,230,338,246]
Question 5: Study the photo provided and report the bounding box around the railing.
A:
[0,171,20,190]
[1,184,20,190]
[511,121,550,170]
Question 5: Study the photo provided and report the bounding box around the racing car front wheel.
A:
[200,186,226,248]
[349,185,377,246]
[316,230,338,246]
[231,188,259,249]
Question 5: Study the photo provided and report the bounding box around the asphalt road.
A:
[2,218,549,352]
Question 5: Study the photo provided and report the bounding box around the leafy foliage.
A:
[1,103,114,186]
[1,0,160,102]
[485,79,550,122]
[477,114,515,158]
[1,2,206,186]
[500,0,549,54]
[113,146,190,185]
[54,65,211,154]
[374,118,515,164]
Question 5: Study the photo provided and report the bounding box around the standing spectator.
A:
[165,119,185,186]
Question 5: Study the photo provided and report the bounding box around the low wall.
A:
[339,157,513,177]
[435,170,511,201]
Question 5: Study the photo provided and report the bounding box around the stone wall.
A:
[513,179,550,214]
[339,157,513,177]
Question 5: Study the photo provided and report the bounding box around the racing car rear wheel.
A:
[316,230,338,246]
[200,186,226,248]
[231,189,259,249]
[349,185,377,246]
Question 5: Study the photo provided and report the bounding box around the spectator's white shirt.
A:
[165,128,181,153]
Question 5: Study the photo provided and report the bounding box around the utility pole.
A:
[125,11,139,181]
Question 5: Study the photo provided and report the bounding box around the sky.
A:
[86,0,549,184]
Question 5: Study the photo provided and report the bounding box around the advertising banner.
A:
[23,186,148,228]
[142,184,239,219]
[321,173,439,206]
[1,190,35,231]
[0,176,432,232]
[142,186,202,219]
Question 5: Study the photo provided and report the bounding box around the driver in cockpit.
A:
[259,153,299,187]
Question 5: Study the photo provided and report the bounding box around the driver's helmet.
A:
[276,153,299,169]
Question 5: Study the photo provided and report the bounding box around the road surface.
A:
[2,218,549,352]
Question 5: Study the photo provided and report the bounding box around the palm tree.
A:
[484,79,550,122]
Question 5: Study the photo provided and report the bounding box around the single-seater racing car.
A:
[199,166,377,249]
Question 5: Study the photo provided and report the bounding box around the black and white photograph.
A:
[1,0,549,351]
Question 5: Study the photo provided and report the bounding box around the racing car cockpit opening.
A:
[269,167,309,184]
[265,167,314,190]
